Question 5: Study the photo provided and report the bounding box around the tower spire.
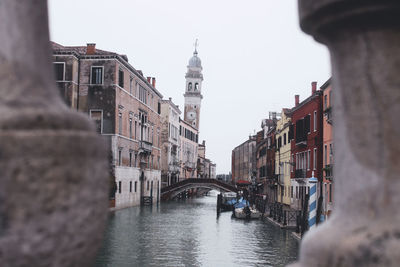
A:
[194,39,199,55]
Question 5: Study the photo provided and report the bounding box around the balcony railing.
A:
[324,164,333,180]
[295,169,307,178]
[295,138,307,147]
[185,161,195,169]
[140,140,153,154]
[324,106,333,125]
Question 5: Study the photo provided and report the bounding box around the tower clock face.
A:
[188,111,197,120]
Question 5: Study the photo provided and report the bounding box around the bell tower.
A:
[184,40,203,130]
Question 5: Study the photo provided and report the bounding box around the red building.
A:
[290,82,323,211]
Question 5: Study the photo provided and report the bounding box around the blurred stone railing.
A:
[0,1,108,266]
[291,0,400,266]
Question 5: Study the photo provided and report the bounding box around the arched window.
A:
[195,83,199,91]
[188,82,192,91]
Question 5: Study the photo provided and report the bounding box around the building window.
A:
[324,95,328,107]
[188,82,192,91]
[118,69,124,88]
[53,62,65,81]
[329,91,332,107]
[307,150,311,170]
[138,84,147,104]
[129,181,132,193]
[91,66,103,85]
[313,148,317,170]
[129,118,132,139]
[324,145,328,166]
[329,183,332,202]
[134,121,137,140]
[118,181,122,194]
[135,181,137,192]
[283,133,286,145]
[314,111,317,132]
[147,180,149,191]
[118,149,122,166]
[134,153,137,167]
[129,77,134,94]
[129,152,132,167]
[89,110,103,134]
[195,83,199,91]
[118,113,122,135]
[291,186,293,198]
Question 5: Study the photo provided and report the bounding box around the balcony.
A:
[294,169,307,178]
[323,164,333,180]
[324,106,333,125]
[295,136,307,147]
[185,161,195,170]
[139,140,153,154]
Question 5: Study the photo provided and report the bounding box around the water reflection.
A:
[95,195,298,267]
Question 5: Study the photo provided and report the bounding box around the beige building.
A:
[52,42,162,208]
[275,109,292,208]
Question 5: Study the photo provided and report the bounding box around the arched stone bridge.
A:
[161,178,237,200]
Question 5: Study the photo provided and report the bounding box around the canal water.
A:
[94,194,299,267]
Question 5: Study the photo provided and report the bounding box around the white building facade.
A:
[160,98,181,187]
[180,118,198,179]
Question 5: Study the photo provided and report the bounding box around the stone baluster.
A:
[291,1,400,266]
[0,1,108,266]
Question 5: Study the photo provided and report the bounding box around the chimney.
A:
[169,97,172,101]
[86,43,96,55]
[312,81,317,94]
[295,95,300,107]
[152,77,156,88]
[147,77,151,83]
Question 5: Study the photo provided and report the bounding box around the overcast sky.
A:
[48,0,330,174]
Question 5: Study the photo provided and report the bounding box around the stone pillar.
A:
[292,1,400,266]
[0,1,108,266]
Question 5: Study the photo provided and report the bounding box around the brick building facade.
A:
[52,42,162,208]
[231,136,257,185]
[290,82,323,211]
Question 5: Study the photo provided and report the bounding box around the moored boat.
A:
[220,192,238,211]
[233,206,262,219]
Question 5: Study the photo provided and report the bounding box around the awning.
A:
[236,180,251,185]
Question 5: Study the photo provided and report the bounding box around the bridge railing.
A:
[161,178,237,194]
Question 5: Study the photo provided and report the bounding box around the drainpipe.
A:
[77,56,80,111]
